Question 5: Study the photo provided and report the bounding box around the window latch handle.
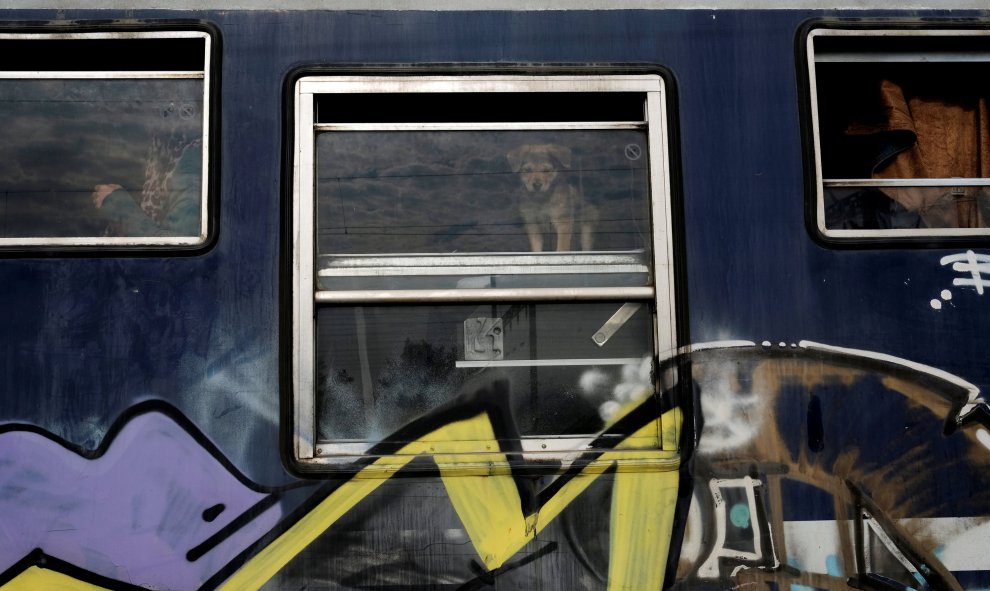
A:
[592,302,643,347]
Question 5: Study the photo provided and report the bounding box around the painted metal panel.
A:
[0,8,986,591]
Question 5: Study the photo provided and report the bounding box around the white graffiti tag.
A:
[942,250,990,294]
[933,250,990,309]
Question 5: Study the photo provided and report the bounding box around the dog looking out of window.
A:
[507,143,599,252]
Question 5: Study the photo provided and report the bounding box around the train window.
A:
[806,29,990,239]
[0,31,213,249]
[290,74,678,469]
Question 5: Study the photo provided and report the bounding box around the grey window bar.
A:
[823,179,990,187]
[0,71,204,79]
[317,252,651,278]
[316,121,645,131]
[815,51,990,63]
[314,286,655,304]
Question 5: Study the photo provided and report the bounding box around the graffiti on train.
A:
[2,342,990,590]
[0,372,681,590]
[671,341,990,591]
[932,249,990,309]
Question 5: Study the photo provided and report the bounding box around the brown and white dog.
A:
[507,143,599,252]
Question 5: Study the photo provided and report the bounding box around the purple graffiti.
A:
[0,409,282,589]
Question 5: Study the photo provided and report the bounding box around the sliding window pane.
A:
[314,302,656,447]
[316,130,652,256]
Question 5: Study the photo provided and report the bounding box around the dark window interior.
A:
[316,92,646,123]
[0,37,205,71]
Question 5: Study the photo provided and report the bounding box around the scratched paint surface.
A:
[0,8,989,591]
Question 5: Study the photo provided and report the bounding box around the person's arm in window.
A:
[92,145,202,237]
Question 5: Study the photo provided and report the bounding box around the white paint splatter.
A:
[598,400,621,421]
[578,368,609,395]
[941,289,952,301]
[696,364,766,453]
[931,299,942,310]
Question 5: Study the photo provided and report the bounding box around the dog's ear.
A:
[546,144,572,169]
[506,146,528,172]
[508,144,573,171]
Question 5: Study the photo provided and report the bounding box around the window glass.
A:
[317,130,650,255]
[316,129,652,290]
[0,79,203,239]
[315,302,655,448]
[0,32,211,248]
[808,31,990,236]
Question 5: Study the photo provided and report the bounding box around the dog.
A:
[507,143,599,252]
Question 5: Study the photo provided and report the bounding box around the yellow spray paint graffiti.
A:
[7,343,990,591]
[218,407,682,591]
[0,376,683,591]
[1,566,112,591]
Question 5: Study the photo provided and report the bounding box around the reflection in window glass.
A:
[315,302,655,445]
[316,130,651,255]
[0,79,203,239]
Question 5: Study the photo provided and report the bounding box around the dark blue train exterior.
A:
[1,8,989,591]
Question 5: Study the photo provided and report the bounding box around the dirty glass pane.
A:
[0,79,203,239]
[314,302,656,446]
[315,130,652,288]
[824,186,990,230]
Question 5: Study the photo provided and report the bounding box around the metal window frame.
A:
[0,30,212,248]
[806,28,990,240]
[292,74,677,466]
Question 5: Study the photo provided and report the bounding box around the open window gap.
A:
[316,92,646,124]
[0,37,206,71]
